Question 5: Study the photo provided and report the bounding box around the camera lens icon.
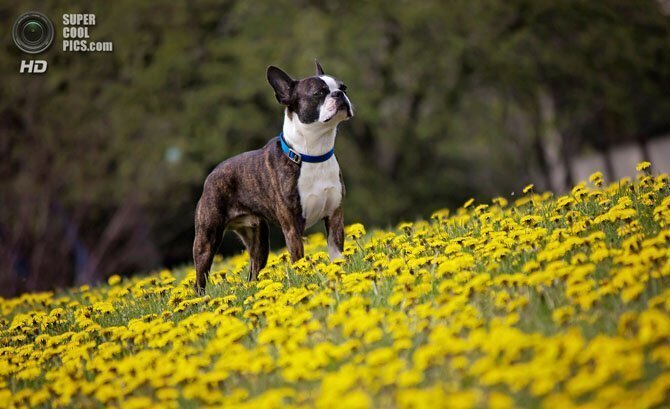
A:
[12,12,55,54]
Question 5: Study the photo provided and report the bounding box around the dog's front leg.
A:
[280,213,305,262]
[325,206,344,260]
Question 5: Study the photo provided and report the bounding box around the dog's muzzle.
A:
[331,90,353,118]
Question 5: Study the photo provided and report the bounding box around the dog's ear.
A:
[315,59,325,76]
[267,66,295,105]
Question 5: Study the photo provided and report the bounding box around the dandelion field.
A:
[2,164,670,409]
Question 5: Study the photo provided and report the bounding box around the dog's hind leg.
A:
[193,200,225,294]
[233,218,270,281]
[249,220,270,281]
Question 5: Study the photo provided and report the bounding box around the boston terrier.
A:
[193,61,353,293]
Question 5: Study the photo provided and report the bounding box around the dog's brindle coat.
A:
[193,62,349,293]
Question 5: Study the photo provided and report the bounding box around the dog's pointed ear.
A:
[267,66,295,105]
[315,59,325,76]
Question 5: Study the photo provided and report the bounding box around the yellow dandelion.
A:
[108,274,122,286]
[589,171,604,186]
[636,161,651,171]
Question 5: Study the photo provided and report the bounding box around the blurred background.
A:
[2,0,670,296]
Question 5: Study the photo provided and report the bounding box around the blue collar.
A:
[279,132,335,165]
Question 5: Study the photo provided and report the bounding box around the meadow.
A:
[1,162,670,408]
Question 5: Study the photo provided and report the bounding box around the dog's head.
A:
[267,61,353,125]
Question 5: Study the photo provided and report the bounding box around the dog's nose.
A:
[331,90,344,99]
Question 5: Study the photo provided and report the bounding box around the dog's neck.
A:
[282,109,337,156]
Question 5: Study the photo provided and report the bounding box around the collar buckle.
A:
[279,131,333,165]
[287,148,302,164]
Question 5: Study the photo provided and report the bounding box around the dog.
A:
[193,61,353,293]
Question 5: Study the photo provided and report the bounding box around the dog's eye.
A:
[315,88,328,97]
[340,84,347,92]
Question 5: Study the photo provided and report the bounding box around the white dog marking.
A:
[282,111,343,231]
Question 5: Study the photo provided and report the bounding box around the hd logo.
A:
[13,11,55,74]
[20,60,48,74]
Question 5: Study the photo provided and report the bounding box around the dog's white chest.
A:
[298,157,342,228]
